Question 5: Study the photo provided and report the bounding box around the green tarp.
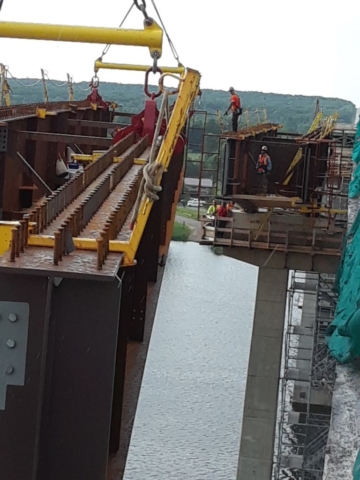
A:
[324,120,360,479]
[327,120,360,362]
[349,122,360,197]
[354,450,360,479]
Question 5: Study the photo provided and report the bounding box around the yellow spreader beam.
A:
[0,20,163,58]
[94,60,185,75]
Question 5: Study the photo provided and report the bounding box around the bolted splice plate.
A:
[0,301,29,410]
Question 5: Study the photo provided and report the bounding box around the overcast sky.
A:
[0,0,359,105]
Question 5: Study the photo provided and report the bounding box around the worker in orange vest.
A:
[224,87,242,132]
[256,145,272,195]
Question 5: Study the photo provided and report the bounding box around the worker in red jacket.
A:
[225,87,242,132]
[217,201,228,238]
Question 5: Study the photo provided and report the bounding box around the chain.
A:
[7,69,42,87]
[45,73,68,88]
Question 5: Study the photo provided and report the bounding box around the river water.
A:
[124,242,258,480]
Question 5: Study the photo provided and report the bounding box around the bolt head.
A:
[6,339,16,349]
[8,313,17,322]
[5,366,14,375]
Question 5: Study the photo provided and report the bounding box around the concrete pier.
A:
[237,267,288,479]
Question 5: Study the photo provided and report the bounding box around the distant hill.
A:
[7,78,356,134]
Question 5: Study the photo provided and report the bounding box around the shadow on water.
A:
[124,242,258,480]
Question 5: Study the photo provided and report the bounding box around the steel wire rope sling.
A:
[93,1,184,77]
[92,0,140,88]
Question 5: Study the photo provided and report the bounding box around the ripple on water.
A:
[124,242,257,480]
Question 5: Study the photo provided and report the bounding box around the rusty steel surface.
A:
[0,101,86,122]
[42,164,117,235]
[0,246,123,280]
[220,123,281,139]
[2,133,149,276]
[79,165,142,239]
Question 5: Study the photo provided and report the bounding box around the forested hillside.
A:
[7,79,356,134]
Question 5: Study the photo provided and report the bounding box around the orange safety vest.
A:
[257,154,269,174]
[231,94,241,112]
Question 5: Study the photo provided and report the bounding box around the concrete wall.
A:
[237,267,288,479]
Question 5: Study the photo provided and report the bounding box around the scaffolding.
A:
[273,271,338,480]
[183,110,224,218]
[183,108,270,219]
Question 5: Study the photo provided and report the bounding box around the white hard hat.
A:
[261,145,268,151]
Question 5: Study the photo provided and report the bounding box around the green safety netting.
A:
[354,450,360,480]
[324,120,360,480]
[326,120,360,363]
[349,122,360,197]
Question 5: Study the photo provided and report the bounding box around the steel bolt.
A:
[5,366,14,375]
[8,313,17,323]
[6,339,16,349]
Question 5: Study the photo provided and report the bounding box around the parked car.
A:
[186,198,205,208]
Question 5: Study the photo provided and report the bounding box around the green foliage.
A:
[8,79,356,134]
[172,222,191,241]
[176,206,202,220]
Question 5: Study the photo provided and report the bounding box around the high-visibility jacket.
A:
[257,154,269,174]
[231,94,241,112]
[207,205,216,215]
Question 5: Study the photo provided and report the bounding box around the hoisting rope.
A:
[98,2,135,61]
[149,0,182,67]
[130,89,170,229]
[134,0,182,67]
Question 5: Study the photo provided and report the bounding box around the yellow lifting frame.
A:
[94,60,184,75]
[0,20,163,58]
[124,68,201,265]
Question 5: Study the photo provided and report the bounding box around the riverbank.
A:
[173,215,201,242]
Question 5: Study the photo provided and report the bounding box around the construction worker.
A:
[256,146,272,195]
[224,87,242,132]
[217,201,228,238]
[207,200,217,216]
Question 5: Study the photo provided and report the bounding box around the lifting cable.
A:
[98,2,135,61]
[148,0,182,67]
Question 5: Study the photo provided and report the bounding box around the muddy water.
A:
[124,242,257,479]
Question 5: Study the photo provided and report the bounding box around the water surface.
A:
[124,242,257,479]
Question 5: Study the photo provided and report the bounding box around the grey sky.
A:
[0,0,359,105]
